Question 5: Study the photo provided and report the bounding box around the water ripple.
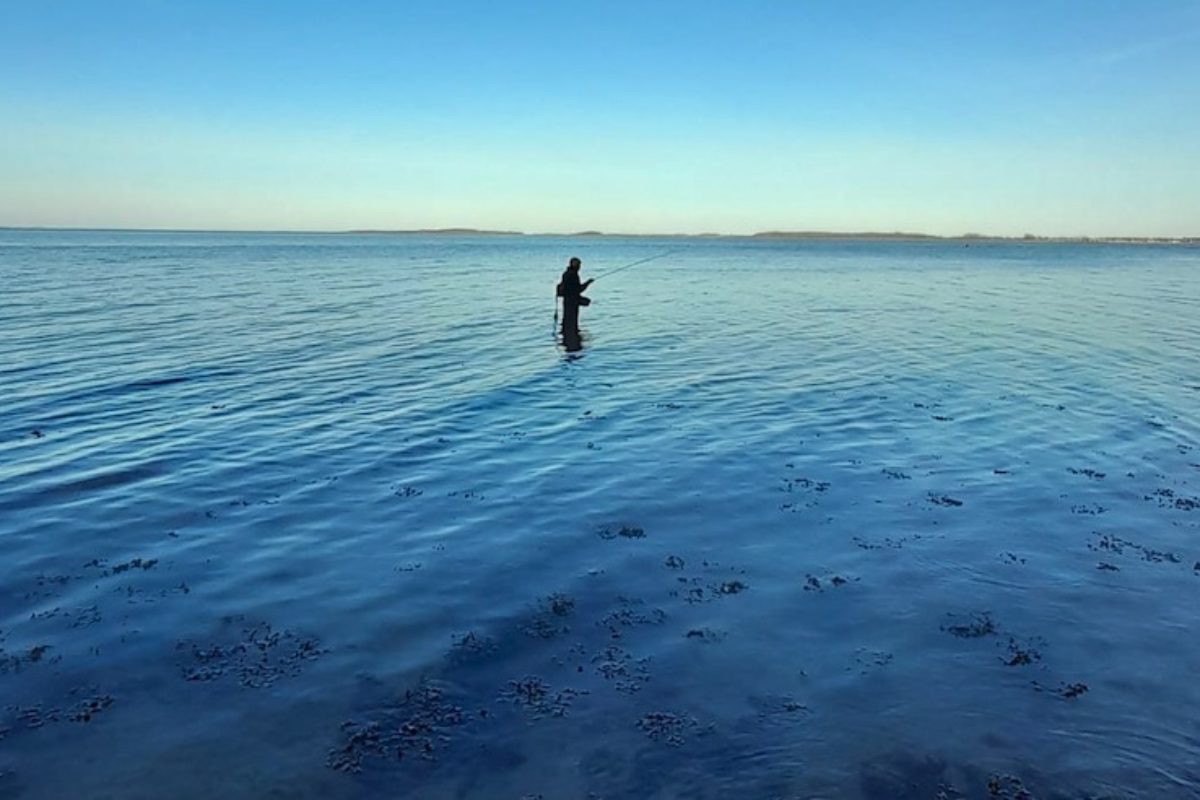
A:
[1,231,1199,798]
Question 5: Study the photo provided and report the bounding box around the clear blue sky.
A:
[2,1,1198,236]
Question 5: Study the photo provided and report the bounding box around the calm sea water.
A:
[1,230,1199,799]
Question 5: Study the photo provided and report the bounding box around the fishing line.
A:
[553,248,678,324]
[590,248,679,281]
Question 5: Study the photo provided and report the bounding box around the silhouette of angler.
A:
[556,257,592,336]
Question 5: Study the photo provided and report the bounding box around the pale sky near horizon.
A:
[2,1,1198,237]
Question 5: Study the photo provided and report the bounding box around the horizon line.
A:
[1,225,1197,243]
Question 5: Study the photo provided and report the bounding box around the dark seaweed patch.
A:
[545,593,575,616]
[446,631,498,664]
[521,594,575,639]
[779,473,831,512]
[177,621,325,688]
[853,534,923,550]
[4,687,114,734]
[499,676,587,718]
[71,604,102,628]
[597,596,666,638]
[635,711,699,746]
[941,612,996,639]
[782,476,830,492]
[597,524,646,540]
[986,774,1036,799]
[0,645,57,674]
[83,557,158,576]
[66,694,114,722]
[591,645,651,693]
[1089,533,1181,564]
[1145,487,1200,511]
[1031,681,1089,700]
[327,681,469,772]
[115,581,191,604]
[803,574,852,592]
[779,475,831,512]
[1002,636,1044,667]
[852,649,893,673]
[1067,467,1106,479]
[748,694,809,718]
[24,573,72,601]
[670,562,750,604]
[714,580,748,595]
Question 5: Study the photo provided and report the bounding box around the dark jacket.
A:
[559,270,590,305]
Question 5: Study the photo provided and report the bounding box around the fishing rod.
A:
[554,248,679,326]
[590,248,679,281]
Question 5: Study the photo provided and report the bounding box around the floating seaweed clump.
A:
[597,525,646,540]
[597,596,666,638]
[178,621,325,688]
[446,631,498,664]
[635,711,699,746]
[941,612,996,639]
[327,681,469,773]
[500,676,588,718]
[4,688,115,734]
[522,593,576,639]
[1002,636,1044,667]
[591,645,651,693]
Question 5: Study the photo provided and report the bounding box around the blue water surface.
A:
[1,230,1199,798]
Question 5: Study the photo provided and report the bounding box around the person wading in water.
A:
[557,257,593,339]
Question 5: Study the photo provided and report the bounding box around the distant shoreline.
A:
[348,228,1199,244]
[2,226,1196,244]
